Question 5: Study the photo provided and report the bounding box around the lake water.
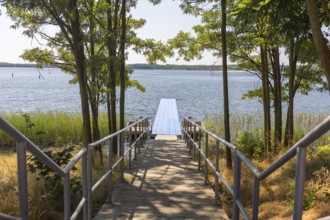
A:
[0,67,329,120]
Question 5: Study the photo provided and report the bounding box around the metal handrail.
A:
[0,115,88,220]
[182,115,330,220]
[86,117,149,219]
[0,117,65,176]
[0,115,149,220]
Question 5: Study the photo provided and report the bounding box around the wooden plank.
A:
[94,139,228,220]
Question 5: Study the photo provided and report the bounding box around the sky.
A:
[0,1,217,65]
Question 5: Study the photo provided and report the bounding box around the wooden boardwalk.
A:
[94,137,228,220]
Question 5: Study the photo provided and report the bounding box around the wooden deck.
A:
[152,99,182,136]
[94,137,228,220]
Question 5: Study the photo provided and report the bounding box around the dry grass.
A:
[201,114,330,219]
[0,147,124,219]
[210,153,330,220]
[0,152,19,216]
[202,146,330,219]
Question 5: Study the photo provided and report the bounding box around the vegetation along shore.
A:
[0,112,329,219]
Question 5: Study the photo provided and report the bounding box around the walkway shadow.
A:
[94,139,228,220]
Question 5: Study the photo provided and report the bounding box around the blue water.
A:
[0,67,329,120]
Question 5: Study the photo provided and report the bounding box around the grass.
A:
[0,145,126,219]
[201,113,330,219]
[0,112,328,219]
[203,112,329,150]
[0,112,111,148]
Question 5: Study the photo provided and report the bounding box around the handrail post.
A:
[143,119,147,141]
[64,173,71,220]
[192,125,196,159]
[17,141,28,220]
[293,147,307,220]
[181,118,186,141]
[134,123,138,159]
[108,139,113,203]
[129,127,132,169]
[82,148,88,220]
[139,121,144,148]
[214,140,219,205]
[148,118,150,138]
[198,129,201,171]
[120,133,124,182]
[187,121,191,149]
[138,122,142,153]
[233,151,241,220]
[204,133,209,185]
[252,176,260,220]
[87,146,93,219]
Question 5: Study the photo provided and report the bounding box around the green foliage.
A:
[286,184,318,210]
[27,145,81,204]
[0,112,116,148]
[286,166,330,210]
[234,131,264,159]
[22,113,35,130]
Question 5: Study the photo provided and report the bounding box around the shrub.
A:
[234,131,264,160]
[27,145,81,211]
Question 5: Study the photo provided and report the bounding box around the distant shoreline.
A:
[0,62,239,71]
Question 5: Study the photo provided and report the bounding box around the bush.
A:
[234,131,264,160]
[27,145,81,212]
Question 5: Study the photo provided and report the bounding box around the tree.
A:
[3,0,92,146]
[3,0,155,151]
[119,0,127,130]
[170,1,232,167]
[306,0,330,90]
[231,0,274,154]
[221,0,232,168]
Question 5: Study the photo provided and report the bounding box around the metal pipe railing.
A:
[0,115,149,220]
[87,117,149,219]
[182,115,330,220]
[0,116,89,220]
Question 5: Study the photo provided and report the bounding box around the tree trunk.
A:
[260,45,271,155]
[119,0,127,130]
[70,0,92,146]
[221,0,232,169]
[306,0,330,90]
[88,0,100,143]
[270,47,282,151]
[284,38,297,147]
[106,0,119,154]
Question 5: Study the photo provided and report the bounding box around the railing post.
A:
[293,147,307,220]
[198,129,201,171]
[148,118,150,139]
[233,151,241,220]
[182,118,185,141]
[204,133,209,185]
[138,122,142,153]
[252,176,260,220]
[134,123,138,159]
[120,133,124,182]
[64,173,71,220]
[187,121,191,149]
[192,125,196,159]
[87,146,93,219]
[16,141,28,220]
[140,121,143,149]
[186,120,189,148]
[117,134,120,158]
[129,127,132,169]
[143,119,147,141]
[108,139,113,203]
[82,149,88,220]
[214,140,219,205]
